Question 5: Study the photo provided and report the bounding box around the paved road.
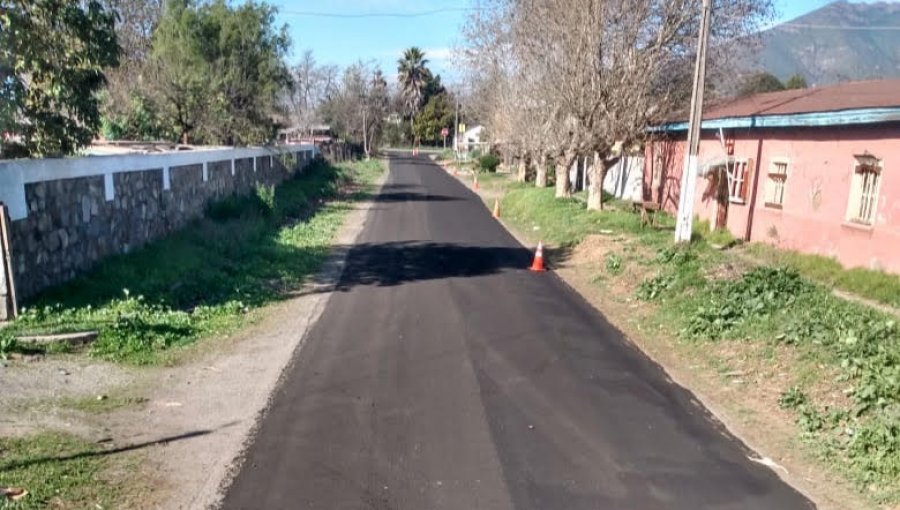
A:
[221,154,814,510]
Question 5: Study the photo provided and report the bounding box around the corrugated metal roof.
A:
[654,79,900,131]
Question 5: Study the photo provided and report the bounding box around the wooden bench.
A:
[631,201,661,228]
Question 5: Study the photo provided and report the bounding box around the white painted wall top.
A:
[0,144,318,220]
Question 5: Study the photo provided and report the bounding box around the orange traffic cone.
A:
[473,175,480,190]
[492,199,500,218]
[529,242,546,272]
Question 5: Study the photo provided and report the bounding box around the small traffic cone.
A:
[492,199,500,218]
[529,242,546,272]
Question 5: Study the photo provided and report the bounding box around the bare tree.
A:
[101,0,163,132]
[318,60,389,153]
[461,0,772,205]
[286,50,344,136]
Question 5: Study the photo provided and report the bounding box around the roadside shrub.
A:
[685,266,811,339]
[605,253,623,275]
[255,184,276,217]
[478,154,501,173]
[655,246,697,266]
[636,273,675,301]
[0,329,18,360]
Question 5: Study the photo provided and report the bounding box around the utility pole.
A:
[674,0,712,243]
[362,106,368,158]
[454,90,460,166]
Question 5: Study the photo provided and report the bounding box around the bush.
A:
[605,252,623,275]
[685,267,811,340]
[478,153,501,173]
[0,330,18,360]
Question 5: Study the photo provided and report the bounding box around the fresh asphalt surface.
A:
[221,154,815,509]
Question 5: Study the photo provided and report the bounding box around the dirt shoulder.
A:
[441,163,875,510]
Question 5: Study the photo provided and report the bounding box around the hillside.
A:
[758,0,900,85]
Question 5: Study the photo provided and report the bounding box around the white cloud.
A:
[422,47,454,62]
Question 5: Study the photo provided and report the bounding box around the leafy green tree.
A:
[100,90,172,141]
[739,72,785,96]
[1,0,120,157]
[152,0,290,145]
[422,73,446,103]
[150,0,209,143]
[397,47,432,132]
[99,0,165,140]
[203,0,290,145]
[784,73,808,90]
[366,69,389,152]
[413,93,454,145]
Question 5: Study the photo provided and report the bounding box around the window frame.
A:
[845,157,883,226]
[726,158,751,204]
[764,158,790,210]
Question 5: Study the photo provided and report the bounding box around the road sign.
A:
[458,123,466,134]
[441,127,449,138]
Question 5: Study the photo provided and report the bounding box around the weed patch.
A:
[672,265,900,500]
[745,244,900,308]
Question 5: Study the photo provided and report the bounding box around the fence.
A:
[0,144,319,303]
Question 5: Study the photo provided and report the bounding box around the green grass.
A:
[745,244,900,308]
[4,159,384,365]
[58,394,149,414]
[501,184,675,248]
[0,433,119,509]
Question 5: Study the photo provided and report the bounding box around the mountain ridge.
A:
[758,0,900,85]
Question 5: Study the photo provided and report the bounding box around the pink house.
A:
[644,79,900,273]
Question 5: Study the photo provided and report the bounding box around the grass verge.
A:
[0,433,121,509]
[492,176,899,505]
[743,244,900,308]
[3,158,384,365]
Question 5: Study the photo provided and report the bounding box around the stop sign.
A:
[441,127,449,138]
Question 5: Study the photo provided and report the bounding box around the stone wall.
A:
[1,146,317,300]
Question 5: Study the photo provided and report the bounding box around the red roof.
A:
[703,79,900,120]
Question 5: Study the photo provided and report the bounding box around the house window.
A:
[846,155,883,225]
[765,159,789,208]
[727,159,751,203]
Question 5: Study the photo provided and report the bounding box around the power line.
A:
[278,7,480,19]
[778,22,900,31]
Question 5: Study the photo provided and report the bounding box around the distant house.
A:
[457,125,484,152]
[279,124,333,144]
[644,79,900,273]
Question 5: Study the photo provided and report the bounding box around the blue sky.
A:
[272,0,879,82]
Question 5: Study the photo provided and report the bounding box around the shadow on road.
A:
[332,241,532,292]
[368,183,463,203]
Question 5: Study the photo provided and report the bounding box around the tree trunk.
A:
[555,151,576,198]
[535,154,548,187]
[587,155,619,211]
[516,154,528,182]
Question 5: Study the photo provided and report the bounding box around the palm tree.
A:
[397,47,432,137]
